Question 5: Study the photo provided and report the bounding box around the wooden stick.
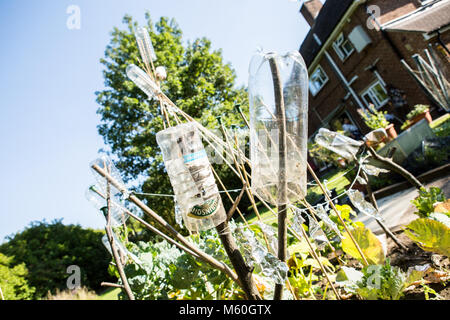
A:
[359,169,408,251]
[268,56,288,300]
[367,146,424,190]
[300,199,344,267]
[254,193,341,300]
[104,166,135,300]
[91,163,238,283]
[289,224,341,300]
[91,187,201,259]
[210,166,250,227]
[306,162,369,266]
[230,131,272,253]
[226,184,247,221]
[101,282,125,289]
[215,220,262,300]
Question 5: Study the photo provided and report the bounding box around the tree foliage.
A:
[95,13,249,229]
[0,253,35,300]
[0,220,114,299]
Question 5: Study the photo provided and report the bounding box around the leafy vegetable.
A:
[342,225,385,265]
[117,228,240,300]
[404,218,450,257]
[356,260,406,300]
[411,187,446,218]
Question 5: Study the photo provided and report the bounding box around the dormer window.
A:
[333,32,355,61]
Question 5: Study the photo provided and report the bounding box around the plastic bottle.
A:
[249,50,309,205]
[156,122,226,232]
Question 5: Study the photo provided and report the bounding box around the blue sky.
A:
[0,0,310,242]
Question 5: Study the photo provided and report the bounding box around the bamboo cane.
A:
[91,163,239,283]
[289,223,341,300]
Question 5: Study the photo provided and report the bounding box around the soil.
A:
[386,232,449,300]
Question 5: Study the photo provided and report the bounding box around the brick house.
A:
[299,0,450,139]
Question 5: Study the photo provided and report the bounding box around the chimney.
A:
[300,0,323,27]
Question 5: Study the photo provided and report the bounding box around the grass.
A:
[99,287,121,300]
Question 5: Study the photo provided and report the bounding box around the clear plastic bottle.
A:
[249,50,309,206]
[156,122,226,232]
[315,128,363,160]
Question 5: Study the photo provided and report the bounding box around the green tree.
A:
[0,253,35,300]
[0,220,114,299]
[95,13,249,229]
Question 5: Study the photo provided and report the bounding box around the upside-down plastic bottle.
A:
[249,50,309,206]
[156,122,226,232]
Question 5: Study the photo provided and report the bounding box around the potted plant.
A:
[401,104,432,130]
[358,104,397,140]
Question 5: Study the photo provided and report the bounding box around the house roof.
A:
[383,0,450,34]
[299,0,354,68]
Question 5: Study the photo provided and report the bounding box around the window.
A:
[309,65,329,96]
[361,81,389,109]
[333,33,355,61]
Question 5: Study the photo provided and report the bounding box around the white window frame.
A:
[361,81,389,109]
[333,33,355,61]
[309,65,329,96]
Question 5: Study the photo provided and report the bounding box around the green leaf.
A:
[411,187,446,218]
[288,239,314,256]
[342,225,385,265]
[404,218,450,257]
[303,257,335,271]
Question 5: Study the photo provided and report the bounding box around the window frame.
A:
[361,81,390,109]
[309,65,329,97]
[333,32,355,61]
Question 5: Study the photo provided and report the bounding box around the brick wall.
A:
[306,0,446,137]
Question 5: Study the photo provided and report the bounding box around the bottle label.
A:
[183,150,207,163]
[188,195,220,219]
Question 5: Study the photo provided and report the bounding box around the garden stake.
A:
[210,165,250,227]
[236,108,343,295]
[288,220,341,300]
[300,199,344,267]
[215,220,263,300]
[226,185,247,221]
[0,286,4,300]
[231,130,272,253]
[94,162,262,300]
[268,56,288,300]
[237,106,349,273]
[104,165,135,300]
[90,186,201,259]
[91,163,239,283]
[255,195,341,300]
[306,162,369,266]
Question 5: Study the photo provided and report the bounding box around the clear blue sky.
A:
[0,0,310,242]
